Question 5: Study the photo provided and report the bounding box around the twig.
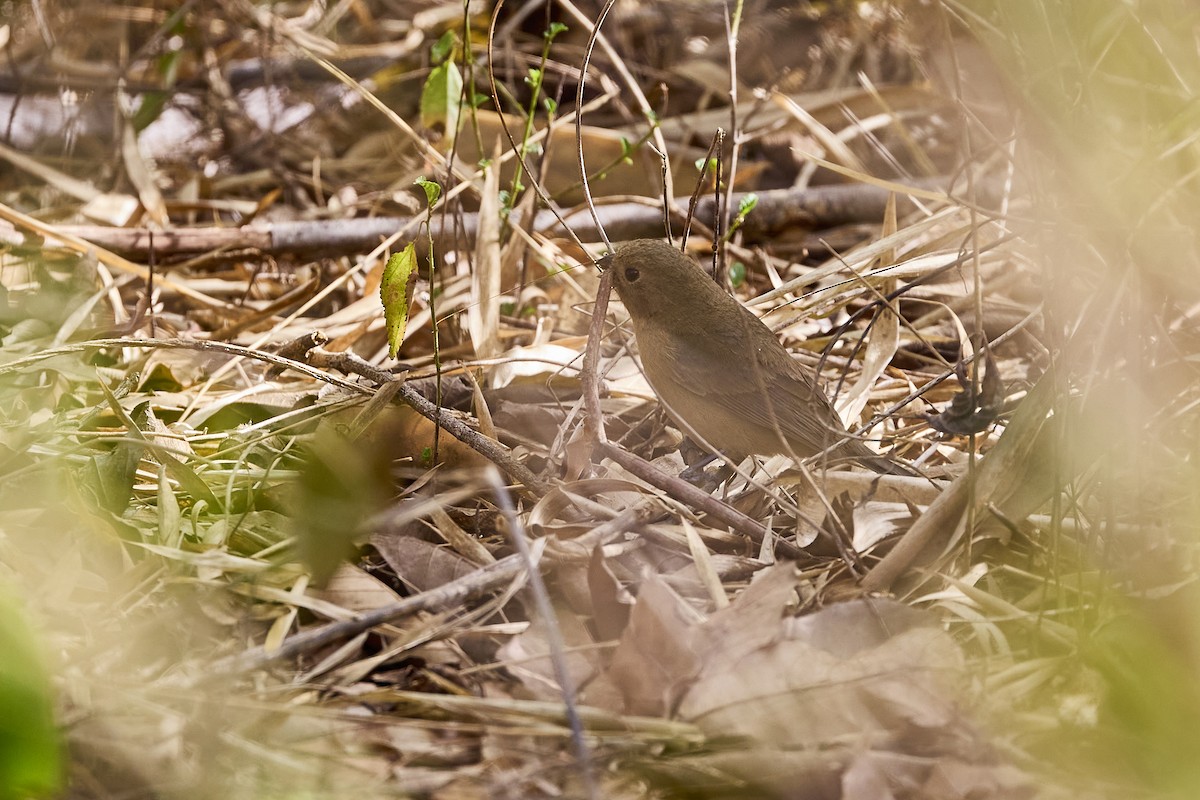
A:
[544,501,663,560]
[486,469,600,800]
[596,441,803,559]
[265,331,328,379]
[213,552,528,674]
[0,199,229,308]
[46,178,997,259]
[0,336,366,387]
[681,129,724,254]
[574,0,618,251]
[304,348,553,496]
[721,0,745,242]
[0,337,552,497]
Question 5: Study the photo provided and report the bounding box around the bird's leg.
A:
[678,444,737,487]
[679,452,720,483]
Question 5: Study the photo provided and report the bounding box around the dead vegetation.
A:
[1,1,1199,798]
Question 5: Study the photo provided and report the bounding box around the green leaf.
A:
[132,37,183,131]
[96,390,223,513]
[86,441,144,515]
[419,59,463,138]
[380,243,418,360]
[525,67,542,88]
[619,136,635,165]
[430,30,456,64]
[730,192,759,234]
[157,44,182,85]
[542,97,558,114]
[545,22,568,40]
[132,92,168,132]
[0,590,62,800]
[414,176,442,209]
[737,192,759,218]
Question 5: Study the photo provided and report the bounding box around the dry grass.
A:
[1,1,1198,798]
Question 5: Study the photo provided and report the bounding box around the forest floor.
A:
[2,2,1199,799]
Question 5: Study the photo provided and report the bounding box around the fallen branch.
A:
[304,347,552,496]
[47,179,993,259]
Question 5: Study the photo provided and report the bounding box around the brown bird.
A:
[601,238,904,474]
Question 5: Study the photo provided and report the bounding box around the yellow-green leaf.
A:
[414,176,441,209]
[380,243,417,360]
[420,60,463,141]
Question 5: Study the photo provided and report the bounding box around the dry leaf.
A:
[371,535,479,593]
[495,602,597,702]
[596,564,1016,797]
[590,575,705,715]
[311,563,404,612]
[469,155,502,360]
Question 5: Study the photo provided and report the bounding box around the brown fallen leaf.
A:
[311,562,404,613]
[594,563,1030,798]
[371,534,480,594]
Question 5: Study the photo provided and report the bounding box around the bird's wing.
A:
[634,312,759,397]
[723,361,846,455]
[640,318,848,454]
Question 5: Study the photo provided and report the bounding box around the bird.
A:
[600,238,905,474]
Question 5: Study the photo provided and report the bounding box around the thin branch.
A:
[0,337,552,497]
[580,270,614,452]
[487,469,599,800]
[213,552,528,674]
[575,0,619,250]
[596,441,803,559]
[681,129,724,254]
[304,348,553,496]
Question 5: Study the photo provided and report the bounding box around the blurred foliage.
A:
[1,1,1199,798]
[958,0,1200,301]
[955,1,1200,797]
[294,426,390,585]
[0,590,62,800]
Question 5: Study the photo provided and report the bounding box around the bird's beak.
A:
[597,253,613,273]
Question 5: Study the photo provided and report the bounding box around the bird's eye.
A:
[624,267,640,282]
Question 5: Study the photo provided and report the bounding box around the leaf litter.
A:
[1,2,1198,799]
